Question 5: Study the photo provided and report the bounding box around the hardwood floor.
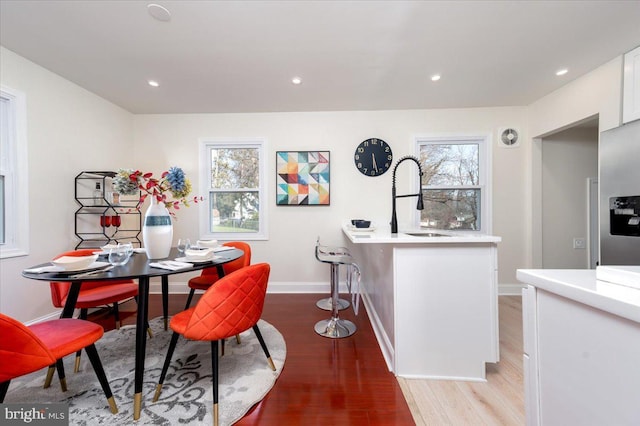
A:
[398,296,525,425]
[92,294,524,425]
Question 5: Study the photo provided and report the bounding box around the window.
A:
[0,86,29,258]
[199,138,268,240]
[415,135,490,232]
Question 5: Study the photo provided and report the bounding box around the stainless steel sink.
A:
[404,232,451,237]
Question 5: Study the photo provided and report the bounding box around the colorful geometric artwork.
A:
[276,151,330,205]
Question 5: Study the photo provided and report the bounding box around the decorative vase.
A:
[142,197,173,259]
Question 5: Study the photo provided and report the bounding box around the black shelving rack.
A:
[74,171,142,249]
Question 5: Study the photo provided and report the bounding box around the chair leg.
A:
[55,359,67,392]
[211,340,219,426]
[252,324,276,371]
[84,343,118,414]
[152,331,181,402]
[43,365,55,388]
[113,302,121,329]
[0,380,10,403]
[74,309,89,373]
[184,288,196,310]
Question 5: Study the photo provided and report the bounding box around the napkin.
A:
[149,260,193,271]
[23,265,59,274]
[212,246,236,253]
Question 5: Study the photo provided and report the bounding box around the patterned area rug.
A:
[4,317,286,425]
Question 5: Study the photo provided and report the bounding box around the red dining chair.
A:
[50,249,142,372]
[152,263,276,426]
[0,313,118,414]
[184,241,251,310]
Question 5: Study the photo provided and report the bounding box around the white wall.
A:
[528,57,624,268]
[133,107,530,290]
[0,47,133,322]
[541,127,598,269]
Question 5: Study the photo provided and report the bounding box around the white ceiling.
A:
[1,0,639,115]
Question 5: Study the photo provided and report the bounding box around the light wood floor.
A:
[398,296,525,425]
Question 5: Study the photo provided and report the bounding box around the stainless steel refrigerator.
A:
[599,119,640,265]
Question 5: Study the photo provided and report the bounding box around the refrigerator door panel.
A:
[599,120,640,265]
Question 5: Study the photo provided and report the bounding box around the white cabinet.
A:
[522,283,640,426]
[623,45,640,123]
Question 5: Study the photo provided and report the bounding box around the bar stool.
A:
[315,243,350,312]
[314,239,358,338]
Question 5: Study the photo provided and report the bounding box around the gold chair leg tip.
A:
[74,356,81,373]
[133,393,142,420]
[147,328,154,338]
[268,357,276,371]
[108,397,118,414]
[213,403,219,426]
[152,384,163,402]
[60,378,68,392]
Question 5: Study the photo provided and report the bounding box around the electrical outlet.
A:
[573,238,586,249]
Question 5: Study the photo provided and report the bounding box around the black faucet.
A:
[390,156,424,234]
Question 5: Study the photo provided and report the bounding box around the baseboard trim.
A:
[498,283,525,296]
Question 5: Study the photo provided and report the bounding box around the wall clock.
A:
[354,138,393,176]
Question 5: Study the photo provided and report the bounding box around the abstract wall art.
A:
[276,151,330,205]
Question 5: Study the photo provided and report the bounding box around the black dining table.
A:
[22,247,243,420]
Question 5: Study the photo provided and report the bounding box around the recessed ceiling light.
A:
[148,80,160,87]
[147,4,171,22]
[431,74,441,81]
[292,77,302,85]
[556,68,568,76]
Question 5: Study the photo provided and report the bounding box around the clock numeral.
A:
[387,154,392,161]
[385,162,390,168]
[385,146,390,152]
[355,154,360,160]
[357,147,364,153]
[357,162,362,169]
[371,139,378,145]
[370,170,376,176]
[362,168,368,173]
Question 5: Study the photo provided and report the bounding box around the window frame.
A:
[198,138,268,241]
[0,85,29,258]
[413,134,491,234]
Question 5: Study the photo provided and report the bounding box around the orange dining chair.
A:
[152,263,276,426]
[0,313,118,414]
[184,241,251,310]
[50,249,143,372]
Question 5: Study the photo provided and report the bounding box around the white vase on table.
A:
[142,197,173,259]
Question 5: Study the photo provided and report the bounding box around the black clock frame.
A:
[354,138,393,176]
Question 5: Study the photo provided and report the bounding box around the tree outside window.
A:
[200,140,267,240]
[417,138,487,231]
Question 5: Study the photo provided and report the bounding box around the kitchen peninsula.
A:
[342,224,501,381]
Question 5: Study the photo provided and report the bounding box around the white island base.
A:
[343,225,501,381]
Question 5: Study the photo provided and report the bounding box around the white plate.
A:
[175,256,219,264]
[51,261,111,274]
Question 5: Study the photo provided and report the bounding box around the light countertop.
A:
[517,268,640,324]
[342,223,501,244]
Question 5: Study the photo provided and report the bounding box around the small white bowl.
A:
[184,248,214,262]
[52,254,99,271]
[197,239,218,248]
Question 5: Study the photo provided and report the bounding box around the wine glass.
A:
[177,238,191,256]
[121,242,134,258]
[100,215,111,228]
[111,215,122,228]
[108,245,129,266]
